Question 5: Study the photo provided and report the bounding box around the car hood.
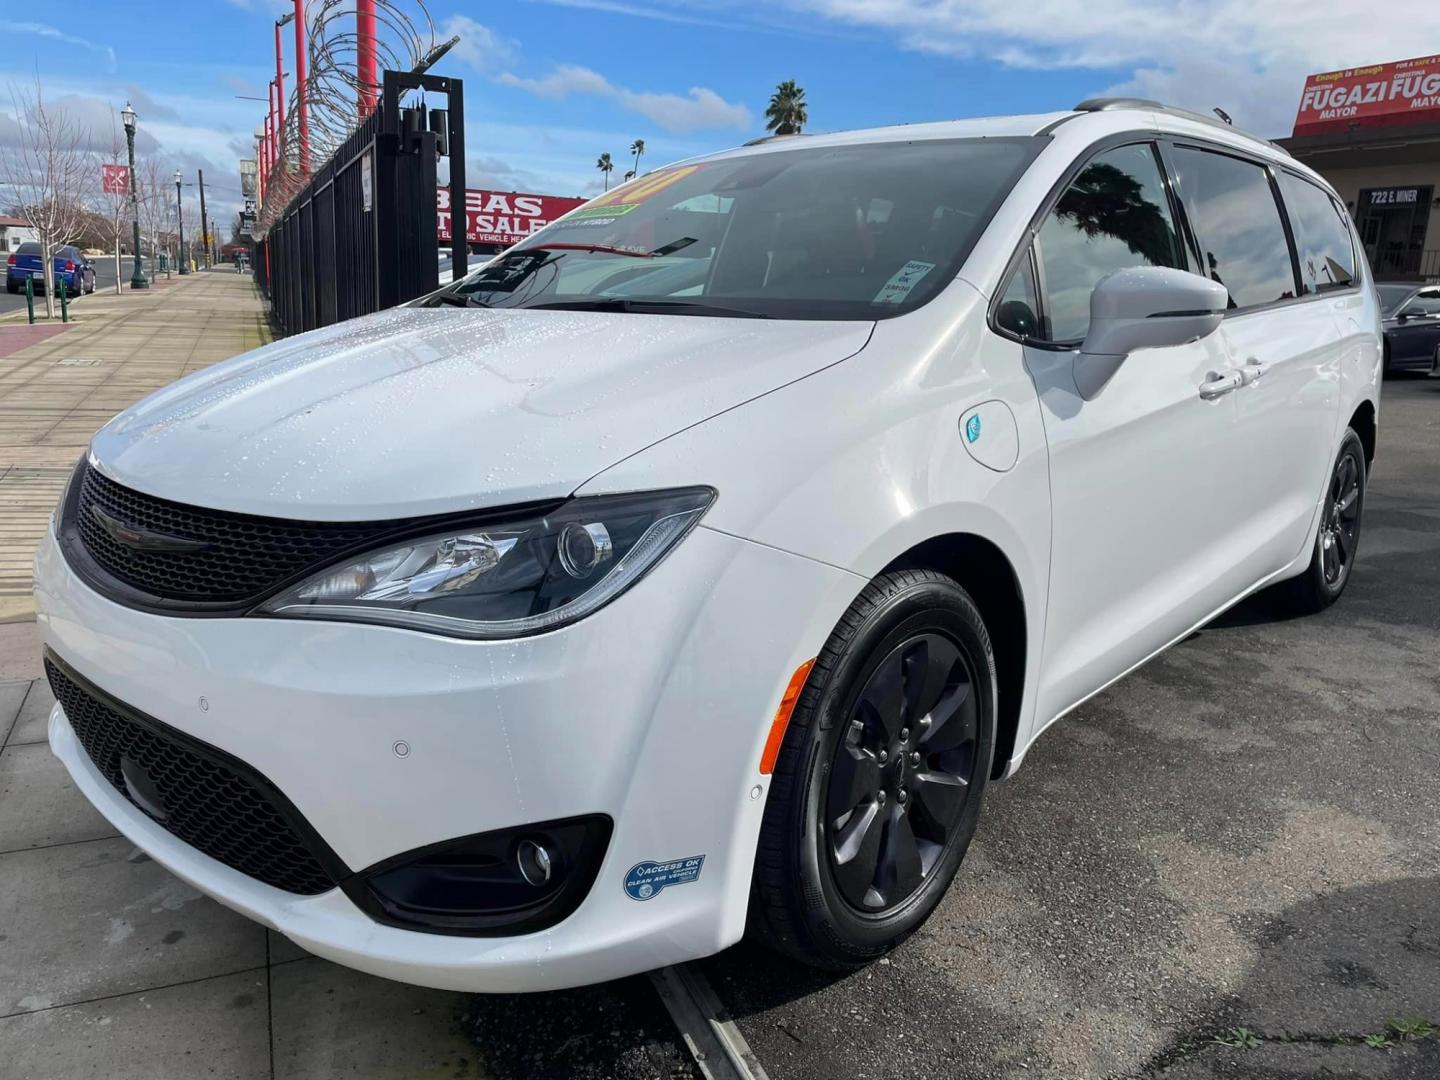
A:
[90,307,874,520]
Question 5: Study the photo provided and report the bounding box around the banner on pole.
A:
[101,163,131,195]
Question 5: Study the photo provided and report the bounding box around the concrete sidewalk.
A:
[0,271,272,623]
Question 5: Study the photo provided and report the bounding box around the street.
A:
[0,256,187,315]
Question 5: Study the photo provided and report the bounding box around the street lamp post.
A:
[174,170,190,275]
[120,103,148,290]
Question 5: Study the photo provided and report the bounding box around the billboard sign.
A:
[101,163,130,195]
[1294,54,1440,137]
[438,187,587,247]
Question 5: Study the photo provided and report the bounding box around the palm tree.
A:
[597,152,614,191]
[765,80,808,135]
[629,138,645,178]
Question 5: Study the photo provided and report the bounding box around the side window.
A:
[1277,173,1356,294]
[1034,143,1184,342]
[995,253,1040,338]
[1172,147,1296,309]
[1404,288,1440,316]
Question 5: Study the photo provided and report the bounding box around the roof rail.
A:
[742,132,811,147]
[1073,97,1291,157]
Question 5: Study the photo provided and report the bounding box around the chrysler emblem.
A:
[89,505,213,554]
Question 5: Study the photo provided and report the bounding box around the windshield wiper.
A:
[425,292,491,308]
[529,298,771,319]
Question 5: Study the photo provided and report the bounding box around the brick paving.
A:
[0,272,272,621]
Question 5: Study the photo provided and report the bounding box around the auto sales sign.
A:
[437,187,587,247]
[1294,54,1440,137]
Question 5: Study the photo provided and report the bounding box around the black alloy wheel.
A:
[1321,449,1362,587]
[749,569,997,970]
[826,633,978,913]
[1280,427,1366,613]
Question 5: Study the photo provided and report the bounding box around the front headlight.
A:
[257,487,714,639]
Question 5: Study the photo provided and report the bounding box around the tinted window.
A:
[1404,288,1440,316]
[435,138,1043,321]
[1278,173,1355,294]
[1173,147,1296,309]
[1376,284,1414,314]
[995,254,1040,338]
[16,242,40,255]
[1035,143,1184,342]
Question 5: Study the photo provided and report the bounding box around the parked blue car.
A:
[6,242,96,295]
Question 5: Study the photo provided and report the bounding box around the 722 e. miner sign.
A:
[437,187,587,247]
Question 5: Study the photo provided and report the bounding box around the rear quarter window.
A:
[1278,173,1357,294]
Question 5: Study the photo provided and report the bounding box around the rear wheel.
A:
[1280,429,1366,613]
[749,569,996,969]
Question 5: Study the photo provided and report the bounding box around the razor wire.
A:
[256,0,438,236]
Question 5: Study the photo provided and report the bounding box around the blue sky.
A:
[5,1,1437,225]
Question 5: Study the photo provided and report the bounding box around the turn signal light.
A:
[760,658,816,775]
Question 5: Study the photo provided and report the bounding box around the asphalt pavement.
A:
[700,373,1440,1079]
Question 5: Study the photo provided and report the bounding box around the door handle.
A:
[1198,370,1243,399]
[1239,357,1268,386]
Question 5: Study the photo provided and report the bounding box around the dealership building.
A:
[1278,54,1440,281]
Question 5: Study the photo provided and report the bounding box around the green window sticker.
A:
[874,260,936,304]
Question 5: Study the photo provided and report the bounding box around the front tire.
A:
[1281,428,1366,613]
[749,569,996,969]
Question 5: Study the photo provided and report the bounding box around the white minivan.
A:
[36,99,1380,991]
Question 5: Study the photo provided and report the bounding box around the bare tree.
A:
[1,78,93,317]
[137,155,172,282]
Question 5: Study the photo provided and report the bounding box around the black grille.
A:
[47,656,343,895]
[70,462,398,605]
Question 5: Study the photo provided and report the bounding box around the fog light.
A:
[344,814,611,936]
[517,838,555,886]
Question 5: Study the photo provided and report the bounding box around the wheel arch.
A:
[879,533,1027,779]
[1348,398,1376,469]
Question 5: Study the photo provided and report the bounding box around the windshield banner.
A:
[438,188,588,247]
[1294,54,1440,137]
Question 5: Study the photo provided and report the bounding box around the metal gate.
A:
[255,70,467,336]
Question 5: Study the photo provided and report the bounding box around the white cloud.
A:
[441,14,519,75]
[498,65,751,133]
[11,22,116,72]
[783,0,1440,135]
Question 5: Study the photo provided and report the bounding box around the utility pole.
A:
[197,169,211,269]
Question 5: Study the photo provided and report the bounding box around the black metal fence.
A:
[255,70,467,336]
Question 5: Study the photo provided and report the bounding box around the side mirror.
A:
[1074,266,1228,399]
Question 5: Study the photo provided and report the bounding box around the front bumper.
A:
[35,521,860,991]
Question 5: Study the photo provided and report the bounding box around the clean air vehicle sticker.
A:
[966,414,983,443]
[624,855,705,900]
[874,260,936,304]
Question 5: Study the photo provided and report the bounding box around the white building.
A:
[0,216,38,253]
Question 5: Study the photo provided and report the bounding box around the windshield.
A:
[426,137,1042,320]
[1376,284,1414,314]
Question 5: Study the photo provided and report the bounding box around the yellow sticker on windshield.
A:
[586,165,702,209]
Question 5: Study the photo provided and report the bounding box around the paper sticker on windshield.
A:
[624,855,705,901]
[874,260,936,304]
[560,203,641,227]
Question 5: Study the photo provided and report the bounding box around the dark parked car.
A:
[5,242,95,296]
[1377,282,1440,375]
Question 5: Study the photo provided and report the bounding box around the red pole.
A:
[274,21,286,170]
[357,0,377,115]
[267,81,276,182]
[294,0,309,173]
